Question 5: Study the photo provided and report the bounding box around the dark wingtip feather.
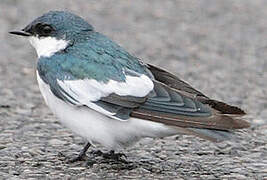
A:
[200,99,246,115]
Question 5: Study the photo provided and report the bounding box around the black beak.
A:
[9,30,31,37]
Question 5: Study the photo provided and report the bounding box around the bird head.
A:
[10,11,94,57]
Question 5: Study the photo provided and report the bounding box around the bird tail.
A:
[185,128,234,142]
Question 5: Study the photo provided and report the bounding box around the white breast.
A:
[36,71,180,149]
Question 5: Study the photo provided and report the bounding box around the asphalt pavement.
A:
[0,0,266,179]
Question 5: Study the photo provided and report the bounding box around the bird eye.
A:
[42,25,53,35]
[35,23,54,36]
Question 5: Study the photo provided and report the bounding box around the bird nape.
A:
[10,11,250,162]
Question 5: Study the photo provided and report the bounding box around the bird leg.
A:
[68,142,91,163]
[67,142,127,163]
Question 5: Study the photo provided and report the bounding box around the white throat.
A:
[29,36,69,58]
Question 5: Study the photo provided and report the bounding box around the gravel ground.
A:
[1,0,267,179]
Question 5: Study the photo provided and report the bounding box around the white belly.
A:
[36,72,181,149]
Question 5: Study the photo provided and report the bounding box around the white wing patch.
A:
[57,74,153,120]
[57,74,154,103]
[29,36,69,58]
[57,75,154,120]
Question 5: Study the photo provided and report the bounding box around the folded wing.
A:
[48,68,249,131]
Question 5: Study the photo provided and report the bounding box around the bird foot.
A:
[67,153,87,163]
[89,150,127,161]
[89,150,104,156]
[65,142,91,163]
[59,143,127,164]
[102,150,127,161]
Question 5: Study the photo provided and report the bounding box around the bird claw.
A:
[67,154,87,163]
[89,150,104,156]
[102,150,127,161]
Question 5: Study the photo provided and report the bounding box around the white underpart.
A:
[29,36,69,58]
[36,72,182,149]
